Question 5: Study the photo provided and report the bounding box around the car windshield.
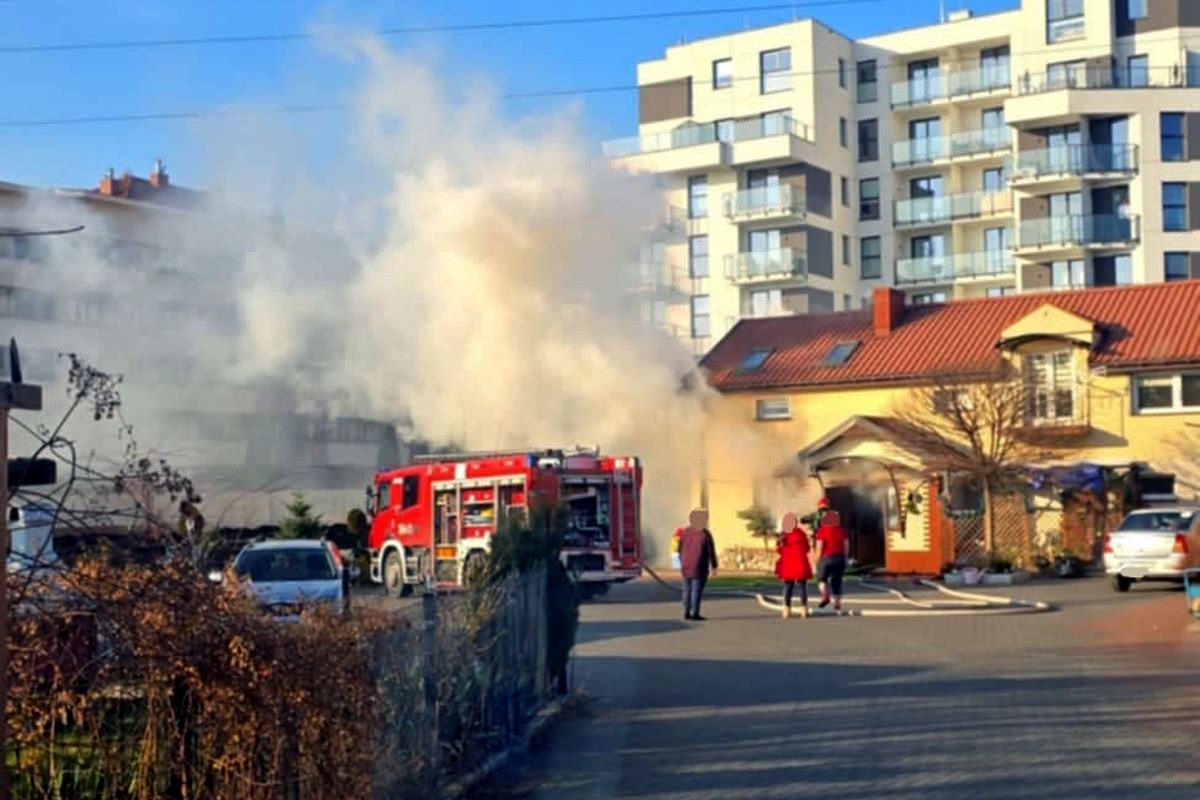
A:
[235,548,335,582]
[1117,511,1189,533]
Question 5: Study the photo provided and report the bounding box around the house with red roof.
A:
[698,283,1200,574]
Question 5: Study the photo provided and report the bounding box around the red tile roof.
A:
[701,281,1200,392]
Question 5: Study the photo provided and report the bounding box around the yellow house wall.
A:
[700,369,1200,552]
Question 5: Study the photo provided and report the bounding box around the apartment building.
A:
[605,0,1200,356]
[0,164,403,525]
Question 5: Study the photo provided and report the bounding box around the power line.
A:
[0,0,888,54]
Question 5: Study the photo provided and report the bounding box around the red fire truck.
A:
[366,448,643,597]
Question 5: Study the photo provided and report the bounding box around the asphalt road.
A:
[480,577,1200,800]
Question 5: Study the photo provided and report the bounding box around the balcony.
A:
[723,185,806,221]
[1012,144,1138,184]
[723,248,808,284]
[894,191,1012,227]
[630,263,689,298]
[895,250,1015,285]
[602,114,812,172]
[892,127,1011,168]
[891,62,1010,108]
[1015,65,1200,97]
[1017,214,1140,252]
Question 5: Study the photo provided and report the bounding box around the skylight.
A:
[738,347,773,372]
[823,341,860,366]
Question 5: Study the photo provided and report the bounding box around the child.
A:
[774,511,813,619]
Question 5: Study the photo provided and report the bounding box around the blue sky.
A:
[1,0,1016,190]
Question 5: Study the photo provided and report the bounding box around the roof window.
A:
[823,341,860,365]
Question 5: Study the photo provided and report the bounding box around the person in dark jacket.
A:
[679,508,718,621]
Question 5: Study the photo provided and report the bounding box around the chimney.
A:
[98,167,117,196]
[872,287,906,337]
[150,158,168,188]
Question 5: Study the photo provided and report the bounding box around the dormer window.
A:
[1024,350,1075,424]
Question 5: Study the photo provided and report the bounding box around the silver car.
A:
[1104,506,1200,592]
[232,539,348,619]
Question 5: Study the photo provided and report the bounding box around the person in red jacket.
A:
[813,497,850,612]
[774,511,813,619]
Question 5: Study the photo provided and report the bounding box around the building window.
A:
[690,295,710,338]
[1126,54,1149,87]
[858,118,878,162]
[746,288,782,317]
[1133,373,1200,414]
[985,286,1014,298]
[1046,0,1085,43]
[1128,0,1148,20]
[842,235,851,265]
[1094,254,1132,286]
[755,397,792,421]
[843,293,852,311]
[713,58,733,89]
[688,175,708,218]
[839,117,848,147]
[760,47,791,94]
[910,292,946,305]
[840,175,849,206]
[980,46,1010,88]
[689,235,709,278]
[1165,252,1190,281]
[1051,259,1086,289]
[860,236,881,279]
[739,346,774,372]
[1161,113,1185,161]
[857,59,877,103]
[838,58,847,88]
[715,118,735,143]
[859,178,880,220]
[1163,183,1187,231]
[983,167,1006,192]
[1025,350,1075,423]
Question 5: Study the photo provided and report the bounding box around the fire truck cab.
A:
[366,448,643,596]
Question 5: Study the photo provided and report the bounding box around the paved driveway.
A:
[484,577,1200,800]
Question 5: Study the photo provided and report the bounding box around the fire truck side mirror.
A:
[364,484,375,516]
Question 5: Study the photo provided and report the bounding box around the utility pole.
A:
[1,340,44,800]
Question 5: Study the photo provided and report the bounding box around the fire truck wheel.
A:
[382,550,404,596]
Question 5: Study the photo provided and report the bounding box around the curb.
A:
[442,692,581,799]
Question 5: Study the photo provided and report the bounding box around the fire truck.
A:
[366,448,643,597]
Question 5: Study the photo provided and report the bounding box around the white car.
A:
[1104,507,1200,592]
[232,539,349,619]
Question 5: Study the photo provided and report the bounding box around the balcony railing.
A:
[723,184,805,219]
[1014,144,1139,179]
[1016,64,1200,96]
[891,61,1010,107]
[893,127,1011,166]
[723,248,808,282]
[894,190,1012,226]
[895,250,1015,285]
[601,114,810,158]
[631,263,689,295]
[1018,214,1140,249]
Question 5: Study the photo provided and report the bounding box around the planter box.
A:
[944,570,1032,587]
[981,570,1032,586]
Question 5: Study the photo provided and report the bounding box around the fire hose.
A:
[638,562,1053,617]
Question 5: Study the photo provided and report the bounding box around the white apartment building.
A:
[604,0,1200,356]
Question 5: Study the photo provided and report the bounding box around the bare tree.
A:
[895,363,1059,555]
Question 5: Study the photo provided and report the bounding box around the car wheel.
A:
[1111,575,1133,593]
[382,550,403,596]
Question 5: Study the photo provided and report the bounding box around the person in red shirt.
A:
[774,511,813,619]
[813,497,849,611]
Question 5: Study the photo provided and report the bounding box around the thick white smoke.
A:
[232,43,717,557]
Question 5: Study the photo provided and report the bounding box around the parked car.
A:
[231,539,351,619]
[1104,506,1200,592]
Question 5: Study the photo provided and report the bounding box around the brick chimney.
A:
[872,287,906,337]
[98,167,117,196]
[149,158,169,189]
